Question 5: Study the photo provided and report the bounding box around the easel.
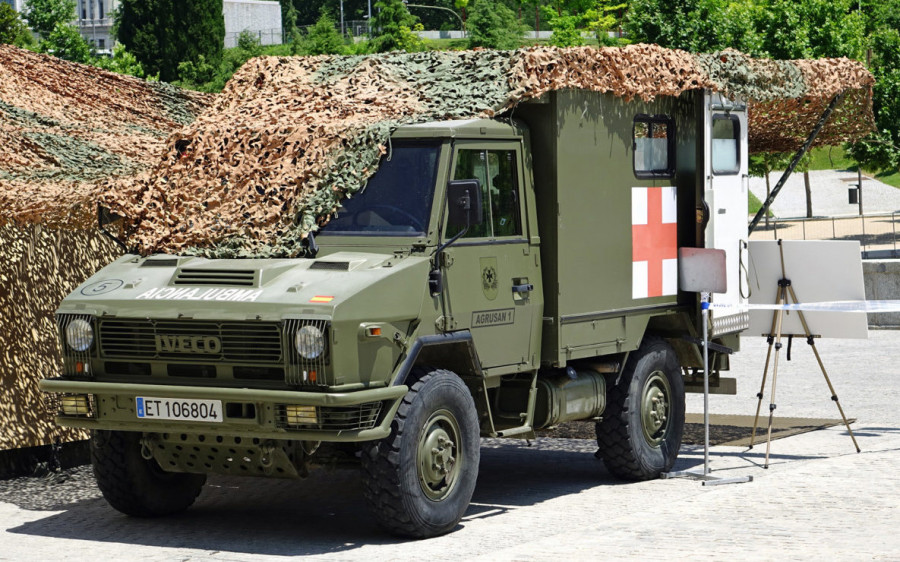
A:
[749,241,861,468]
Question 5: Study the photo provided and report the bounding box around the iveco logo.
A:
[155,335,222,355]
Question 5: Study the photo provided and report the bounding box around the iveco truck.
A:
[42,88,748,538]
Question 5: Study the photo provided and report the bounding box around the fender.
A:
[390,332,483,386]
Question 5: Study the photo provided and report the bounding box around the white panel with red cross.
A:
[632,186,678,299]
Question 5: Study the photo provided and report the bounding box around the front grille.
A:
[174,268,257,286]
[99,319,282,363]
[275,402,383,431]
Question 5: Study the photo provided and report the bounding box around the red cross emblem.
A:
[632,187,678,298]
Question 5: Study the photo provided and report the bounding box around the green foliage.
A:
[237,30,263,58]
[370,0,424,53]
[625,0,762,54]
[848,130,898,172]
[296,10,347,55]
[23,0,75,38]
[40,21,91,63]
[540,7,583,47]
[279,0,299,36]
[0,3,33,47]
[754,0,865,59]
[92,43,151,78]
[585,2,625,45]
[468,0,526,50]
[116,0,224,83]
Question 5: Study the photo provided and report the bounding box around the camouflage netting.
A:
[0,44,211,228]
[0,45,211,450]
[98,44,874,258]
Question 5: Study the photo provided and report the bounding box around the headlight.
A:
[295,325,325,359]
[65,319,94,352]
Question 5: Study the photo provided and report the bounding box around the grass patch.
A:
[807,146,856,171]
[749,190,767,215]
[874,168,900,188]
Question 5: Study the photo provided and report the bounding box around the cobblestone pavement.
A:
[2,332,898,561]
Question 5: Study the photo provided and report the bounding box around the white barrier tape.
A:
[707,300,900,313]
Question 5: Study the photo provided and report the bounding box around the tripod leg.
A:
[785,286,862,453]
[764,286,788,469]
[807,337,861,453]
[749,336,775,449]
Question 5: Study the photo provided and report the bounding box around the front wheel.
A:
[91,430,206,517]
[596,336,685,480]
[361,369,480,538]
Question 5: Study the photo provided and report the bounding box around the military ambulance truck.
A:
[42,89,749,537]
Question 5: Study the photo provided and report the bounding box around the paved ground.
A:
[749,169,900,218]
[2,331,899,561]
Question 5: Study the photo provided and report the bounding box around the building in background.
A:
[223,0,282,48]
[4,0,282,53]
[76,0,117,52]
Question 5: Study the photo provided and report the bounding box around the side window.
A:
[633,115,675,178]
[449,148,522,239]
[711,114,740,175]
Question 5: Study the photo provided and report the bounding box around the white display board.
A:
[747,240,868,339]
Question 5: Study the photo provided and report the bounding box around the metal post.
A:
[340,0,345,37]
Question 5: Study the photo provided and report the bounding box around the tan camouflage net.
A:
[98,44,873,258]
[0,44,211,229]
[0,45,211,450]
[0,225,121,450]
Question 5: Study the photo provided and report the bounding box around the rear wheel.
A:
[91,430,206,517]
[596,336,684,480]
[361,369,480,538]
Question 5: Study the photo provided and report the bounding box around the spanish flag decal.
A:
[310,296,334,303]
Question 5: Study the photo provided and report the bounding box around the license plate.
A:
[136,397,223,423]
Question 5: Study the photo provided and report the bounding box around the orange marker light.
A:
[368,327,382,337]
[310,296,334,303]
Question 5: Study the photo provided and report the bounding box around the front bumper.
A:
[40,378,408,442]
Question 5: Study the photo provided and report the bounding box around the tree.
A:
[297,10,346,55]
[370,0,423,53]
[468,0,526,49]
[626,0,762,54]
[23,0,75,38]
[93,43,151,78]
[0,3,33,46]
[42,20,91,62]
[116,0,224,83]
[755,0,865,60]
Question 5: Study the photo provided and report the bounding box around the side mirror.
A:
[447,179,483,228]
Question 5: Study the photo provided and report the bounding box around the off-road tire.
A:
[596,336,684,480]
[91,430,206,517]
[361,369,480,538]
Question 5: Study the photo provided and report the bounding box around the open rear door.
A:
[704,92,749,336]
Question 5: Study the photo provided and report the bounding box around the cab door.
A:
[440,141,540,371]
[704,92,750,335]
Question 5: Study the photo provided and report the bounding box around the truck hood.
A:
[60,251,432,322]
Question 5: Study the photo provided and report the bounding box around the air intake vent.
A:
[141,258,179,267]
[174,268,256,287]
[310,261,350,271]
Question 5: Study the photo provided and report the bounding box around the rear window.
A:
[633,114,675,179]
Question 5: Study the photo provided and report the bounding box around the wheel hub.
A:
[641,372,672,447]
[418,410,461,500]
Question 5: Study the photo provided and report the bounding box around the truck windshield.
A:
[318,143,440,237]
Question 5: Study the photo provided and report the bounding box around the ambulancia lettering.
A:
[155,335,222,355]
[471,308,515,328]
[135,287,263,302]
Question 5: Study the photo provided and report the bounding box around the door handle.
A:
[512,284,534,294]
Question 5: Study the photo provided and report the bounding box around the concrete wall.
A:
[864,260,900,327]
[224,0,282,47]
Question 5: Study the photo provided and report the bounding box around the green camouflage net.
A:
[97,44,873,258]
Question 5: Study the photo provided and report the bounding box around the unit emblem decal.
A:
[480,257,499,301]
[632,186,678,299]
